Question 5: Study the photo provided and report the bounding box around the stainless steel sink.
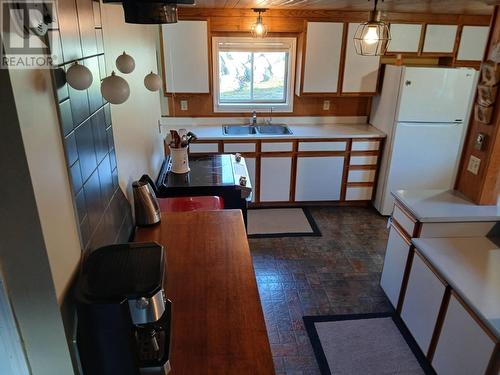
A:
[256,124,293,135]
[223,125,257,135]
[222,124,292,136]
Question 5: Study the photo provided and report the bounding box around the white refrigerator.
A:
[371,65,478,215]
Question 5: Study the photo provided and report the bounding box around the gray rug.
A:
[303,313,435,375]
[247,208,321,238]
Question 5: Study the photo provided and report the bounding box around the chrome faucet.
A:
[252,111,257,125]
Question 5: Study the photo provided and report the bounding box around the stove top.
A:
[159,154,237,188]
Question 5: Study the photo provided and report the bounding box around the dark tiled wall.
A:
[50,0,133,251]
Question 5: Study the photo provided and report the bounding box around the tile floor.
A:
[249,206,391,375]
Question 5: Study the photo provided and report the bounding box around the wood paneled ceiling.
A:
[187,0,495,15]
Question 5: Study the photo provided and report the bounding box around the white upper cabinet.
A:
[456,26,489,61]
[162,21,210,93]
[302,22,344,93]
[423,24,458,53]
[387,24,423,53]
[342,23,380,93]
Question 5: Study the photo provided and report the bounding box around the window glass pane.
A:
[219,51,252,102]
[253,52,287,102]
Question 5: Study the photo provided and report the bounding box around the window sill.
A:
[214,103,293,113]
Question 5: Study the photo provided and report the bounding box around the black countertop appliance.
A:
[75,243,171,375]
[154,154,252,223]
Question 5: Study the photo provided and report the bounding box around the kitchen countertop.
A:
[162,123,386,140]
[134,210,275,374]
[393,189,500,223]
[412,236,500,339]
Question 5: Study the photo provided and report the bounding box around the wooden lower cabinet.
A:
[380,224,411,308]
[432,294,497,375]
[401,253,446,354]
[260,157,292,202]
[295,156,344,201]
[188,137,383,204]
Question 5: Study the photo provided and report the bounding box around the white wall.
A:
[101,4,164,199]
[5,67,76,374]
[9,68,82,303]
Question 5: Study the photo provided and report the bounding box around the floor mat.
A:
[247,207,321,238]
[303,313,435,375]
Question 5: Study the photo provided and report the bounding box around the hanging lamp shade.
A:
[251,9,267,38]
[353,8,391,56]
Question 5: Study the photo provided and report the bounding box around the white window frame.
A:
[212,36,296,113]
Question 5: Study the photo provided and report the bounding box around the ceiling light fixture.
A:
[251,8,268,38]
[353,0,391,56]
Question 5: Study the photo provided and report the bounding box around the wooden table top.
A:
[134,210,275,375]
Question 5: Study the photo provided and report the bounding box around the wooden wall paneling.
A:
[456,6,500,204]
[336,22,349,94]
[166,94,371,117]
[178,9,490,27]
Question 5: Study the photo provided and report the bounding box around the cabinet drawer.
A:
[351,141,380,151]
[392,204,417,237]
[380,225,412,308]
[298,142,346,152]
[345,186,373,201]
[223,143,256,153]
[347,169,375,183]
[261,142,293,152]
[401,253,446,353]
[189,143,219,153]
[350,155,377,165]
[432,293,497,375]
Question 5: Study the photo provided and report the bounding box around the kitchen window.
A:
[212,37,296,113]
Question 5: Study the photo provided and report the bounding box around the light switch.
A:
[180,100,188,111]
[323,100,330,111]
[467,155,481,175]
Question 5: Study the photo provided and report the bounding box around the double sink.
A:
[223,124,293,136]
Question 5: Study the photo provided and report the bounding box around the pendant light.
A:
[353,0,391,56]
[144,71,163,92]
[116,51,135,74]
[101,71,130,104]
[66,61,93,90]
[251,8,267,38]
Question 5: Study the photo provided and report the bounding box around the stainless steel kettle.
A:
[132,178,161,226]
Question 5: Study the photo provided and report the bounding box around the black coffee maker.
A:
[76,242,171,375]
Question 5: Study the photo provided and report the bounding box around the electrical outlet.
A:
[180,100,188,111]
[323,100,330,111]
[467,155,481,175]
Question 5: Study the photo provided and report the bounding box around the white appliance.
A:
[371,65,478,215]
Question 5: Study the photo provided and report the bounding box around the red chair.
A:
[158,196,224,212]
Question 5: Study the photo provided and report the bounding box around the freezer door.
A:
[397,67,476,123]
[378,122,465,215]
